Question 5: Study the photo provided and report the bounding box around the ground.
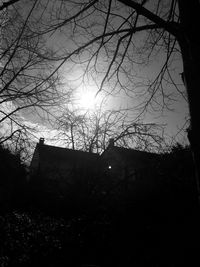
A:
[0,203,199,267]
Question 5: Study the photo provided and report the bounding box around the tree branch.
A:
[0,0,20,11]
[117,0,179,36]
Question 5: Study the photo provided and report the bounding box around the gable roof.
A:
[30,140,100,176]
[108,146,158,158]
[101,145,160,168]
[30,138,159,173]
[36,143,99,162]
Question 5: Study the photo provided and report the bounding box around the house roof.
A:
[37,143,100,162]
[102,145,159,163]
[31,137,159,171]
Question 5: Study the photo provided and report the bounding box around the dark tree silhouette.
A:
[116,0,200,195]
[0,1,70,153]
[55,108,165,153]
[0,145,27,212]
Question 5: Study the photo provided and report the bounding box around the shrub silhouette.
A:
[0,145,27,213]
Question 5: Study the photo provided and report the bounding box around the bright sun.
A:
[77,89,99,110]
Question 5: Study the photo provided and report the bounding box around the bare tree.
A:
[0,1,70,155]
[55,108,165,154]
[56,109,86,150]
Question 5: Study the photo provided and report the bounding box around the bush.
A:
[0,145,27,213]
[0,211,71,266]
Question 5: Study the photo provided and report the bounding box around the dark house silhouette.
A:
[30,138,161,203]
[30,138,99,179]
[101,139,160,198]
[102,138,159,179]
[29,138,197,217]
[30,138,159,181]
[30,138,100,208]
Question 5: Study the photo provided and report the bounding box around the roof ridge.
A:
[112,146,159,155]
[37,143,99,155]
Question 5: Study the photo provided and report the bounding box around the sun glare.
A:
[77,89,99,110]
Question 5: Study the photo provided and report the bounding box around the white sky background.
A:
[45,34,188,146]
[1,0,190,149]
[44,0,188,140]
[27,58,188,147]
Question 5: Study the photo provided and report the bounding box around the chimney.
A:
[39,137,45,145]
[108,138,114,148]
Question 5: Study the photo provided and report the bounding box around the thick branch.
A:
[0,0,20,11]
[117,0,179,36]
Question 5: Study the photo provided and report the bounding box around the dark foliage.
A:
[0,145,27,213]
[0,144,199,266]
[0,210,112,267]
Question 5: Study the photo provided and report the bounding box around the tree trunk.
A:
[178,0,200,200]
